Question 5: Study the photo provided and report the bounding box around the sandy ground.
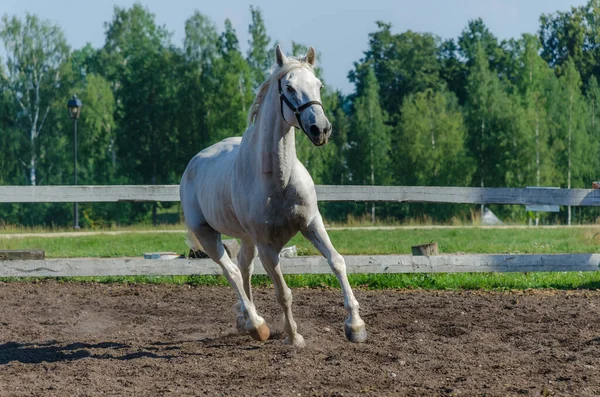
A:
[1,281,600,396]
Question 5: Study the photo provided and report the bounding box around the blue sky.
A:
[1,0,588,93]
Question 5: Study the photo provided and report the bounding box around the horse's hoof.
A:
[236,314,247,334]
[284,333,306,348]
[345,321,367,343]
[248,323,270,341]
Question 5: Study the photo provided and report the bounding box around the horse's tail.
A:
[185,228,202,251]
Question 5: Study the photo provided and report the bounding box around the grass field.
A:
[1,226,599,257]
[1,226,600,290]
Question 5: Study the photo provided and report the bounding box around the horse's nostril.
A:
[309,124,321,136]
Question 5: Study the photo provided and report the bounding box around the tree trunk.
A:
[370,144,375,224]
[152,162,158,226]
[480,118,485,218]
[568,92,572,226]
[30,127,36,186]
[535,109,540,226]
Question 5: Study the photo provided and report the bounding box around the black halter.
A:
[278,78,323,134]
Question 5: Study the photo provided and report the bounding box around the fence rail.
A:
[1,254,599,277]
[1,185,600,206]
[2,184,599,278]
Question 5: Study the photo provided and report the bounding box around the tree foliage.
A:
[2,2,600,226]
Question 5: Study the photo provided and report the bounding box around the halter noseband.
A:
[278,78,323,134]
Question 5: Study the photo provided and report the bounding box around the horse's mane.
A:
[248,57,314,125]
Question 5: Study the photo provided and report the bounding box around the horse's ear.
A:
[276,45,288,67]
[306,46,316,66]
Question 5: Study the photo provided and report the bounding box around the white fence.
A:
[1,184,599,277]
[1,184,600,206]
[2,254,599,277]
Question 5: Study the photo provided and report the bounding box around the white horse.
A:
[180,45,367,347]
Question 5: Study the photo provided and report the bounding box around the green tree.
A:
[179,11,220,160]
[348,64,391,221]
[76,74,116,184]
[514,34,556,189]
[247,6,272,91]
[0,13,69,185]
[202,19,253,144]
[438,38,468,104]
[100,4,181,224]
[586,76,600,143]
[465,42,530,193]
[548,59,590,224]
[398,88,472,187]
[540,1,599,85]
[184,11,219,67]
[0,77,21,185]
[458,18,500,66]
[352,22,442,121]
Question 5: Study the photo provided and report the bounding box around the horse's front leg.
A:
[256,244,306,347]
[235,239,257,333]
[302,215,367,343]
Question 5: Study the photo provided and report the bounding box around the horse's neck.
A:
[246,92,297,189]
[259,110,296,188]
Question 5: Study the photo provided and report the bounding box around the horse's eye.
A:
[286,85,295,93]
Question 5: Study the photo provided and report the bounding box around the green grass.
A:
[293,227,600,255]
[0,233,185,258]
[6,271,600,291]
[1,226,600,290]
[0,226,598,258]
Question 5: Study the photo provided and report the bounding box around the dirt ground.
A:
[1,282,600,396]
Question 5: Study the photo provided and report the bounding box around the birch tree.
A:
[348,64,390,222]
[398,88,472,187]
[0,14,69,185]
[550,60,588,224]
[515,34,555,188]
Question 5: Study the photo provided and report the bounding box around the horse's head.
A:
[276,45,332,146]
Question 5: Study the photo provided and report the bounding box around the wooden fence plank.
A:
[1,185,600,206]
[0,185,179,203]
[0,250,44,260]
[315,185,600,206]
[1,254,599,277]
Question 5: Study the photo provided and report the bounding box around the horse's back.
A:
[181,137,240,186]
[180,137,243,234]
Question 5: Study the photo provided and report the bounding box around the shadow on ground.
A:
[0,340,180,364]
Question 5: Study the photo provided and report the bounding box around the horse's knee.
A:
[329,254,347,275]
[277,286,293,307]
[220,263,242,285]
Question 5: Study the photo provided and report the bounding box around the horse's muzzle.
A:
[307,122,332,146]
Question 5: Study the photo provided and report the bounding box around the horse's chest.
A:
[265,197,309,226]
[252,193,311,239]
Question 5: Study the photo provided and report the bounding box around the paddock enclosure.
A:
[2,185,600,395]
[1,281,599,396]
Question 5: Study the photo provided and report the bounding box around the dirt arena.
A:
[1,281,600,396]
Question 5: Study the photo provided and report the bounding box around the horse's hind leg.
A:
[235,239,257,332]
[191,224,269,341]
[257,244,305,348]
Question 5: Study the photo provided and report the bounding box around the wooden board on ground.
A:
[0,250,44,261]
[411,242,439,256]
[1,254,599,277]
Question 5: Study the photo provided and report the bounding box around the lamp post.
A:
[67,95,82,230]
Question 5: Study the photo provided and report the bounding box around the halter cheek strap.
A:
[278,79,323,134]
